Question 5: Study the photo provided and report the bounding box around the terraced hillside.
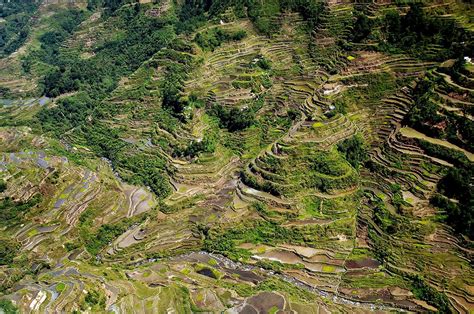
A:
[0,0,473,312]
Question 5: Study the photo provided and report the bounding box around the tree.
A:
[337,135,368,169]
[352,11,372,42]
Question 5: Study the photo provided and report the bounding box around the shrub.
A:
[0,238,20,266]
[0,300,18,314]
[209,104,255,132]
[337,135,368,169]
[194,28,246,51]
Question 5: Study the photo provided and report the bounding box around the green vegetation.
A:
[194,28,246,51]
[405,78,474,151]
[0,238,20,266]
[56,282,66,292]
[351,9,373,43]
[0,299,18,314]
[257,278,316,303]
[37,6,175,98]
[0,181,6,193]
[0,1,40,56]
[0,195,42,227]
[79,207,149,256]
[38,92,96,136]
[209,103,256,132]
[410,275,452,313]
[202,217,345,260]
[337,135,368,169]
[82,289,106,311]
[0,0,473,311]
[22,9,88,77]
[84,223,129,256]
[432,166,473,239]
[417,139,471,168]
[360,3,473,60]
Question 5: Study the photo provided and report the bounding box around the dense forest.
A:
[0,1,40,56]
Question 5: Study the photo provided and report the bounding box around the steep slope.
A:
[0,0,473,312]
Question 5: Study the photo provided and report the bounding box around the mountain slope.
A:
[0,0,473,312]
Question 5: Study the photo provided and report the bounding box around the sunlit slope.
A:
[0,0,473,312]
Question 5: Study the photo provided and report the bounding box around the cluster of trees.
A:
[381,3,472,59]
[242,147,357,196]
[34,5,187,197]
[252,55,271,70]
[30,4,176,98]
[83,289,106,311]
[161,63,188,116]
[310,151,348,177]
[306,159,357,193]
[38,92,96,136]
[417,139,471,168]
[410,275,452,314]
[0,1,39,56]
[405,79,474,152]
[84,223,128,255]
[22,9,88,76]
[39,100,171,197]
[371,199,416,236]
[84,124,171,197]
[0,195,42,228]
[351,9,372,43]
[0,86,12,98]
[79,207,149,256]
[194,28,246,51]
[203,219,307,260]
[432,166,473,239]
[0,300,18,314]
[445,57,474,90]
[177,0,326,35]
[347,3,473,60]
[177,133,218,157]
[0,181,6,193]
[209,103,256,131]
[337,135,368,169]
[0,238,20,266]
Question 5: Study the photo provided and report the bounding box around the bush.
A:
[0,181,6,193]
[181,134,217,157]
[209,104,255,132]
[0,238,20,266]
[83,289,106,311]
[194,28,246,51]
[352,11,373,42]
[434,167,474,239]
[410,275,452,313]
[337,135,368,169]
[0,300,18,314]
[0,195,42,227]
[381,3,473,59]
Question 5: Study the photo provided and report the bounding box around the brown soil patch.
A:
[345,258,380,269]
[247,292,285,313]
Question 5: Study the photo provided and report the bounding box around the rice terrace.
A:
[0,0,473,313]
